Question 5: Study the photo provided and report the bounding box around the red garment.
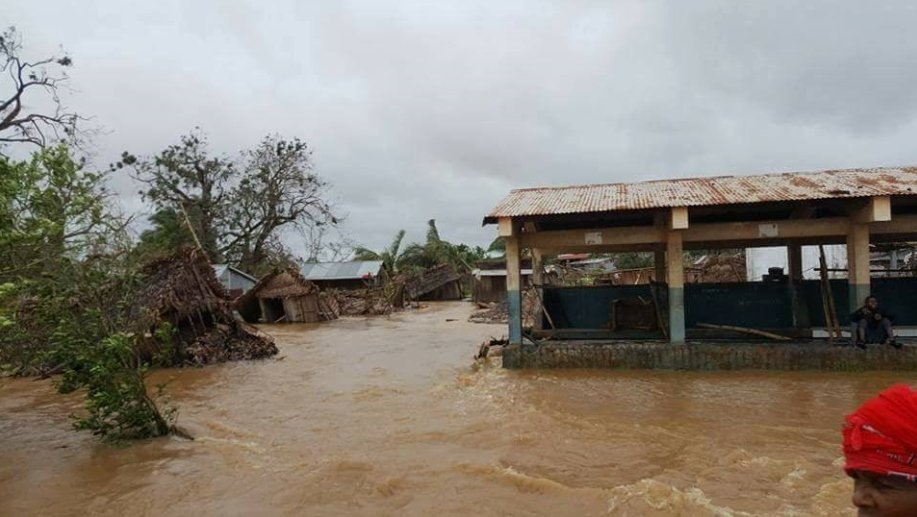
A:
[843,384,917,481]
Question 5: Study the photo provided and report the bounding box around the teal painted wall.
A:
[542,277,917,330]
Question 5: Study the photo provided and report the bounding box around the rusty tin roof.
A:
[485,166,917,221]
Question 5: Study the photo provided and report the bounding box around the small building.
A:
[236,269,327,323]
[212,264,258,298]
[472,267,534,303]
[301,260,384,290]
[485,165,917,369]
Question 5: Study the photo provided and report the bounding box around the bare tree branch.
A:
[0,26,83,152]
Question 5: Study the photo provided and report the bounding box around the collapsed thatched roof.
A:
[254,270,318,299]
[132,248,277,364]
[132,248,230,327]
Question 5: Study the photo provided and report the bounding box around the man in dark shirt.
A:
[850,295,899,349]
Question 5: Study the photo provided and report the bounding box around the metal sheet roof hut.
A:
[133,249,277,365]
[301,260,384,290]
[236,269,331,323]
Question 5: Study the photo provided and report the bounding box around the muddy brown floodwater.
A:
[1,302,915,516]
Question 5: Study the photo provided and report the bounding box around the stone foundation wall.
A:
[502,342,917,370]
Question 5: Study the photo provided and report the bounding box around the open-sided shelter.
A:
[485,166,917,346]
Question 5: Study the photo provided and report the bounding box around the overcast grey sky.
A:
[8,0,917,253]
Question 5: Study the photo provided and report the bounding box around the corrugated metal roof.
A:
[212,264,258,283]
[486,166,917,220]
[300,261,384,281]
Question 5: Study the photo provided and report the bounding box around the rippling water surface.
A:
[1,302,913,515]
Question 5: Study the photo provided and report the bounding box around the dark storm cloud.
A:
[7,0,917,252]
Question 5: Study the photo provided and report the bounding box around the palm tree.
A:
[398,220,483,272]
[352,229,406,276]
[356,220,488,276]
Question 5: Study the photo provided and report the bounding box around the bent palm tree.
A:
[353,229,406,276]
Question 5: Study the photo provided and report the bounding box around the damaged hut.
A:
[236,269,335,323]
[404,264,464,301]
[133,249,277,365]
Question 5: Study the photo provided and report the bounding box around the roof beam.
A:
[517,214,917,251]
[852,196,892,223]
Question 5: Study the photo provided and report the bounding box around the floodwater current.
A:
[1,302,915,516]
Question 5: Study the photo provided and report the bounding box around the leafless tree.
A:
[303,222,353,263]
[226,135,337,270]
[0,26,81,149]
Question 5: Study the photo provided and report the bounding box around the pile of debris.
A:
[323,288,395,316]
[468,291,536,326]
[403,264,463,301]
[692,252,746,283]
[132,249,277,365]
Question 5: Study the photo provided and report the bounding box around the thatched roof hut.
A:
[236,269,334,323]
[133,249,277,365]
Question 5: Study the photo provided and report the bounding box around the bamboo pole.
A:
[696,322,791,341]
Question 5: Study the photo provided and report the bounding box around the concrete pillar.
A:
[666,231,685,343]
[847,223,870,312]
[506,235,523,345]
[654,248,666,283]
[532,248,544,331]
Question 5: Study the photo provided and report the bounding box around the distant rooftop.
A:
[212,264,257,282]
[300,260,383,281]
[485,166,917,221]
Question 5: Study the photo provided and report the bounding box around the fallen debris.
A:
[133,249,278,365]
[696,322,791,341]
[326,287,395,316]
[467,292,536,326]
[475,337,509,360]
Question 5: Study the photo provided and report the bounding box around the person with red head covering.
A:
[843,384,917,515]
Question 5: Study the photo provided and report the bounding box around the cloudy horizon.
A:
[7,0,917,256]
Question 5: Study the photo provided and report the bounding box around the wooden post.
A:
[505,233,523,345]
[666,231,685,343]
[787,244,806,328]
[532,248,544,331]
[654,248,666,283]
[847,223,870,313]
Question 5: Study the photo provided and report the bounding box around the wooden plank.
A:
[532,248,544,331]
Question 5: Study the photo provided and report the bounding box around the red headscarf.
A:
[843,384,917,481]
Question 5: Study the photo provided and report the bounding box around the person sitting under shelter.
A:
[849,295,899,349]
[843,384,917,515]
